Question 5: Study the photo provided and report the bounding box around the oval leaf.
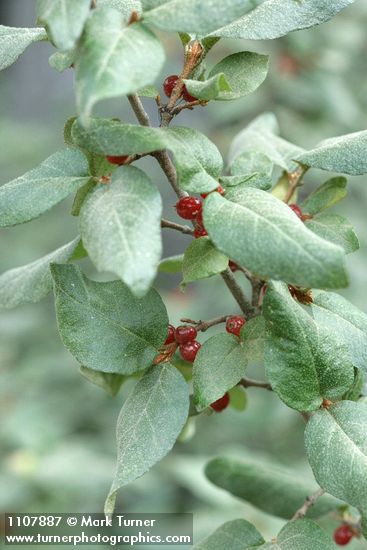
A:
[203,189,348,290]
[37,0,91,51]
[208,51,269,100]
[263,282,354,411]
[105,363,189,514]
[71,119,223,193]
[305,401,367,515]
[51,264,168,374]
[182,237,228,286]
[193,519,265,550]
[311,292,367,373]
[297,129,367,175]
[211,0,357,40]
[0,25,47,71]
[80,166,162,297]
[0,148,91,227]
[0,238,80,309]
[75,7,165,121]
[205,457,341,520]
[193,333,248,411]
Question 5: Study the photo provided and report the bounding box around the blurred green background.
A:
[1,0,367,547]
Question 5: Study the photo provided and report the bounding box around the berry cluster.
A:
[163,74,197,103]
[164,323,231,413]
[175,186,225,239]
[333,524,355,546]
[164,324,201,363]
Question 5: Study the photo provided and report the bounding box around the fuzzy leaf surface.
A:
[105,364,189,513]
[0,148,91,227]
[51,264,168,374]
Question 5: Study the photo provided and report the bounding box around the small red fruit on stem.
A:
[226,316,246,337]
[182,85,197,103]
[175,325,198,344]
[106,155,130,165]
[164,324,176,345]
[163,75,180,97]
[193,227,208,238]
[229,261,238,272]
[210,393,230,412]
[333,524,354,546]
[289,203,303,219]
[179,341,201,362]
[176,196,202,220]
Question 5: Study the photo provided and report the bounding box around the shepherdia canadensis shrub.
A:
[1,0,367,547]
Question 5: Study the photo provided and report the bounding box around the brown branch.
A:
[284,166,308,204]
[239,378,272,391]
[221,269,254,319]
[161,219,194,235]
[167,42,203,111]
[127,96,254,318]
[90,0,97,8]
[127,93,187,199]
[171,99,208,115]
[180,315,228,332]
[292,488,325,520]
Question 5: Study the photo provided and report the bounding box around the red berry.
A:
[229,261,238,272]
[175,325,198,345]
[182,84,197,103]
[176,196,202,220]
[289,203,303,219]
[179,341,201,362]
[193,227,208,238]
[164,324,176,345]
[163,75,180,97]
[226,315,246,337]
[210,393,230,412]
[201,186,225,199]
[333,524,354,546]
[106,155,129,165]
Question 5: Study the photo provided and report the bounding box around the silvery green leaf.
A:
[297,129,367,175]
[192,519,265,550]
[205,456,342,520]
[305,401,367,515]
[203,188,348,290]
[182,237,228,286]
[263,282,354,411]
[0,25,47,71]
[229,113,304,171]
[49,48,76,72]
[312,291,367,373]
[193,333,248,411]
[183,73,231,101]
[300,177,348,215]
[71,119,223,192]
[305,213,359,255]
[36,0,90,51]
[80,166,162,297]
[51,264,168,374]
[0,148,91,227]
[0,238,80,309]
[105,364,189,514]
[79,366,125,397]
[208,52,269,100]
[98,0,142,17]
[144,0,255,35]
[211,0,357,40]
[75,7,165,121]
